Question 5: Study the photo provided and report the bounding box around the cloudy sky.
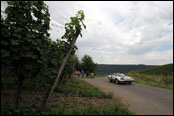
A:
[1,1,173,65]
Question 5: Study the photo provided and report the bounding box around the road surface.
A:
[82,77,173,115]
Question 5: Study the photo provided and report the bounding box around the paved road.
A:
[82,77,173,115]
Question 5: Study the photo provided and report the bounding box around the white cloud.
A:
[75,1,173,65]
[1,1,173,65]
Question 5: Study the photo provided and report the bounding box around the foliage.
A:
[58,10,86,81]
[1,1,84,108]
[40,9,86,109]
[1,1,53,108]
[1,1,50,77]
[74,54,97,74]
[1,101,40,115]
[62,10,86,43]
[74,59,82,71]
[0,1,134,115]
[81,55,97,73]
[1,1,53,84]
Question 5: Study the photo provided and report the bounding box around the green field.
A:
[126,64,173,90]
[131,63,173,76]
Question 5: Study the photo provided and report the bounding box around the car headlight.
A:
[120,77,124,80]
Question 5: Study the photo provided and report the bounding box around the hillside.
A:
[96,64,156,74]
[131,63,173,76]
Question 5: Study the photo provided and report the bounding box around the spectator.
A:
[81,70,84,78]
[77,71,80,78]
[86,70,89,77]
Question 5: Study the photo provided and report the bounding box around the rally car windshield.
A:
[116,74,124,77]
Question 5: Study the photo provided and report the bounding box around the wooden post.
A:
[41,31,80,109]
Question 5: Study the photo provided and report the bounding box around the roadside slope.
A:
[130,63,173,75]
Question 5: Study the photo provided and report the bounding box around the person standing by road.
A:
[81,70,84,78]
[77,71,80,78]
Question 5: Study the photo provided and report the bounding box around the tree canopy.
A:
[80,55,97,73]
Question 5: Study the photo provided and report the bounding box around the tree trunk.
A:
[57,72,66,87]
[16,75,24,109]
[40,31,80,110]
[59,74,67,87]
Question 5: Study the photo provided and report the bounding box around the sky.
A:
[1,1,173,65]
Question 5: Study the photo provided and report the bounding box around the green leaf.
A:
[1,40,9,46]
[12,33,22,38]
[15,27,24,32]
[36,47,40,51]
[82,22,86,29]
[24,63,34,70]
[1,49,10,57]
[80,33,82,38]
[51,59,58,64]
[52,69,57,74]
[37,59,43,64]
[11,40,20,45]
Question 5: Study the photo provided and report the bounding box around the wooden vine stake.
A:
[41,10,86,110]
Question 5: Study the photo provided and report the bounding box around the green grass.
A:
[126,72,173,90]
[1,76,134,115]
[81,73,107,79]
[1,100,134,115]
[94,73,108,77]
[126,63,173,90]
[85,75,95,78]
[132,63,173,76]
[40,101,134,115]
[55,77,113,98]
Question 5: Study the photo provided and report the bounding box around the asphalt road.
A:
[82,77,173,115]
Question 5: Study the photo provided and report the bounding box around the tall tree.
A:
[81,55,97,73]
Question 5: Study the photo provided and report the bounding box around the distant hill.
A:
[131,63,173,75]
[96,64,156,74]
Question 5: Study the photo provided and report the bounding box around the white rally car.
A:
[108,73,134,84]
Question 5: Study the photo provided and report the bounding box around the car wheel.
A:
[129,82,132,84]
[115,79,119,84]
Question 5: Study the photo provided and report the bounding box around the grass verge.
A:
[79,73,108,79]
[1,76,135,115]
[126,72,173,90]
[55,77,113,98]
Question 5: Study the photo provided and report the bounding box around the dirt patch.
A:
[1,88,16,105]
[100,85,109,91]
